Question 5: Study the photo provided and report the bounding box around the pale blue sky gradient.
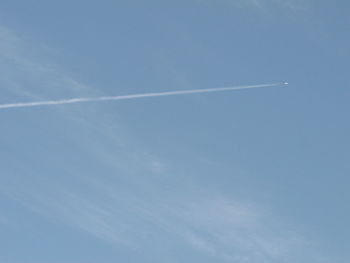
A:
[0,1,349,262]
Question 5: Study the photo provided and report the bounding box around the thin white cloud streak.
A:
[0,82,287,110]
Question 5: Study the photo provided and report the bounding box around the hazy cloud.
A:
[0,24,330,263]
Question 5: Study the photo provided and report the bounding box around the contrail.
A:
[0,82,288,110]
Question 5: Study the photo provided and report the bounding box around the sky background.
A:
[0,0,349,262]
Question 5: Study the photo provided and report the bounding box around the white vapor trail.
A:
[0,82,288,110]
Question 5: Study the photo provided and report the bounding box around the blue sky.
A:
[0,0,349,262]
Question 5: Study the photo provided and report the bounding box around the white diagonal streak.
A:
[0,82,287,110]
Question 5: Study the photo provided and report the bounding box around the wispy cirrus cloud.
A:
[0,24,330,263]
[1,177,324,263]
[0,25,99,103]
